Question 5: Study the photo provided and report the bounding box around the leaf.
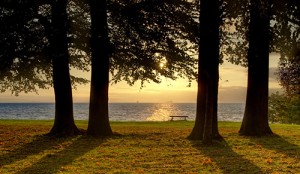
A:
[202,158,213,165]
[266,158,274,164]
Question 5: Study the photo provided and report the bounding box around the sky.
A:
[0,53,282,103]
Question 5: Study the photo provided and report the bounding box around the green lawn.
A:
[0,120,299,173]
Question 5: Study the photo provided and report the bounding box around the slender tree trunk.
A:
[87,0,113,137]
[48,0,80,136]
[189,0,221,142]
[239,0,273,136]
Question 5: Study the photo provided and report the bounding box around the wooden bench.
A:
[169,116,189,121]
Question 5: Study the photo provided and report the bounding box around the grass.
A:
[0,120,299,174]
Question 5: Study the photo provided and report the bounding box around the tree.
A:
[269,49,300,125]
[0,1,91,79]
[188,0,222,143]
[48,0,81,136]
[87,0,113,136]
[239,0,273,136]
[221,0,299,134]
[85,0,199,136]
[2,0,199,136]
[0,1,90,136]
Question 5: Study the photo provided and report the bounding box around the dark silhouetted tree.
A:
[239,0,273,136]
[222,0,299,134]
[85,0,198,136]
[188,0,222,143]
[87,0,113,136]
[0,1,89,136]
[48,0,81,136]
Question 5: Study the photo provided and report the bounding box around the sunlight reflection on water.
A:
[146,104,173,121]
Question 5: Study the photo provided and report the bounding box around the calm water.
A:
[0,103,245,122]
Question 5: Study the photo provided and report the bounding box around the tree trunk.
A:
[189,0,221,142]
[87,0,113,137]
[48,0,80,136]
[239,0,273,136]
[188,69,207,140]
[212,66,222,139]
[203,77,213,144]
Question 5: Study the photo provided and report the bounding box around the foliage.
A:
[1,120,300,173]
[1,0,298,94]
[221,0,300,67]
[0,1,89,96]
[270,2,299,123]
[271,0,300,60]
[221,0,249,66]
[108,0,199,87]
[277,50,300,96]
[1,0,199,94]
[0,2,52,95]
[269,92,300,124]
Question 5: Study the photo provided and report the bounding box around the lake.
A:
[0,103,245,122]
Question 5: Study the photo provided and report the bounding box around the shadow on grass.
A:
[191,140,262,174]
[248,134,300,160]
[15,136,105,174]
[0,135,69,166]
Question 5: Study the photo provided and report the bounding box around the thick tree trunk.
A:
[48,0,80,136]
[87,0,113,137]
[189,0,221,142]
[212,67,222,139]
[203,78,213,144]
[239,0,273,136]
[188,69,207,140]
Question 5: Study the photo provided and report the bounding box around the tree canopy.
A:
[108,0,199,87]
[0,1,89,96]
[0,2,52,94]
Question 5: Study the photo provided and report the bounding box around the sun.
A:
[159,58,167,69]
[159,62,165,68]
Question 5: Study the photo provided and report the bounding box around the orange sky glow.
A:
[0,53,281,103]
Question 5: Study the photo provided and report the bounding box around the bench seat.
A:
[169,116,188,121]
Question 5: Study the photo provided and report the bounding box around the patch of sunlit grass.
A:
[0,120,299,173]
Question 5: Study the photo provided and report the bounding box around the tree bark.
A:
[87,0,113,137]
[239,0,273,136]
[189,0,221,142]
[212,66,222,139]
[202,76,213,144]
[48,0,80,136]
[188,68,207,140]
